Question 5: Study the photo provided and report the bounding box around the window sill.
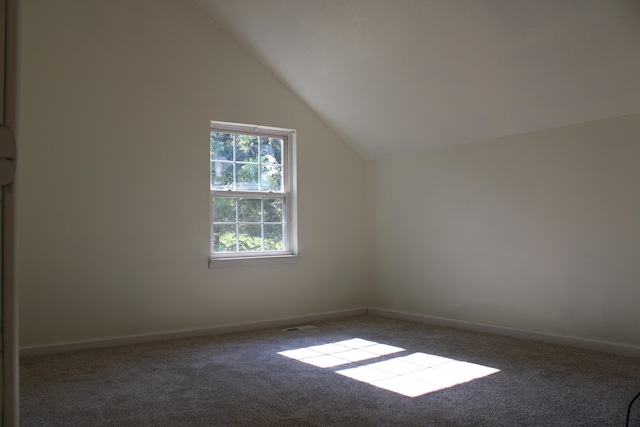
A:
[208,254,300,268]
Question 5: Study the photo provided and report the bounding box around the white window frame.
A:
[209,121,298,263]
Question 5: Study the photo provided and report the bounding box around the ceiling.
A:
[198,0,640,158]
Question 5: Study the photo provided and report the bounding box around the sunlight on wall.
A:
[278,338,500,397]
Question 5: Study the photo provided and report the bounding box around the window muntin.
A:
[210,122,296,259]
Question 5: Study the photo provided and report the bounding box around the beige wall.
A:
[17,0,640,351]
[369,114,640,346]
[17,0,368,346]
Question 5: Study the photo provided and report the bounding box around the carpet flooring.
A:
[20,314,640,426]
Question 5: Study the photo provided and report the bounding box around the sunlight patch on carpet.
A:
[337,353,500,397]
[278,338,404,368]
[278,339,500,397]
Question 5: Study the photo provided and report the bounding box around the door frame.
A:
[3,0,18,425]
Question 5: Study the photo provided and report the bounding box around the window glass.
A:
[210,122,296,259]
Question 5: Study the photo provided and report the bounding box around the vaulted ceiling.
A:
[198,0,640,158]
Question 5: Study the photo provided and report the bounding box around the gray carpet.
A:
[20,315,640,426]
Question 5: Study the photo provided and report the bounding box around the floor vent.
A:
[282,325,317,332]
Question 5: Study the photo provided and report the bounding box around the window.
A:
[210,121,297,260]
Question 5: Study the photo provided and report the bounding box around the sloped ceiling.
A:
[198,0,640,158]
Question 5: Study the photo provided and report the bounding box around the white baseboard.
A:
[22,306,640,359]
[20,308,368,357]
[367,307,640,358]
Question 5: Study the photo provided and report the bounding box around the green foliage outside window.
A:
[210,126,291,255]
[213,197,284,252]
[210,133,283,191]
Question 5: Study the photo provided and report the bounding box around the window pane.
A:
[261,165,282,192]
[238,224,262,251]
[264,224,284,250]
[238,198,261,222]
[236,164,259,190]
[211,161,234,190]
[264,198,283,222]
[210,123,295,257]
[211,132,234,161]
[235,134,258,162]
[261,137,282,164]
[213,224,237,252]
[213,197,236,223]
